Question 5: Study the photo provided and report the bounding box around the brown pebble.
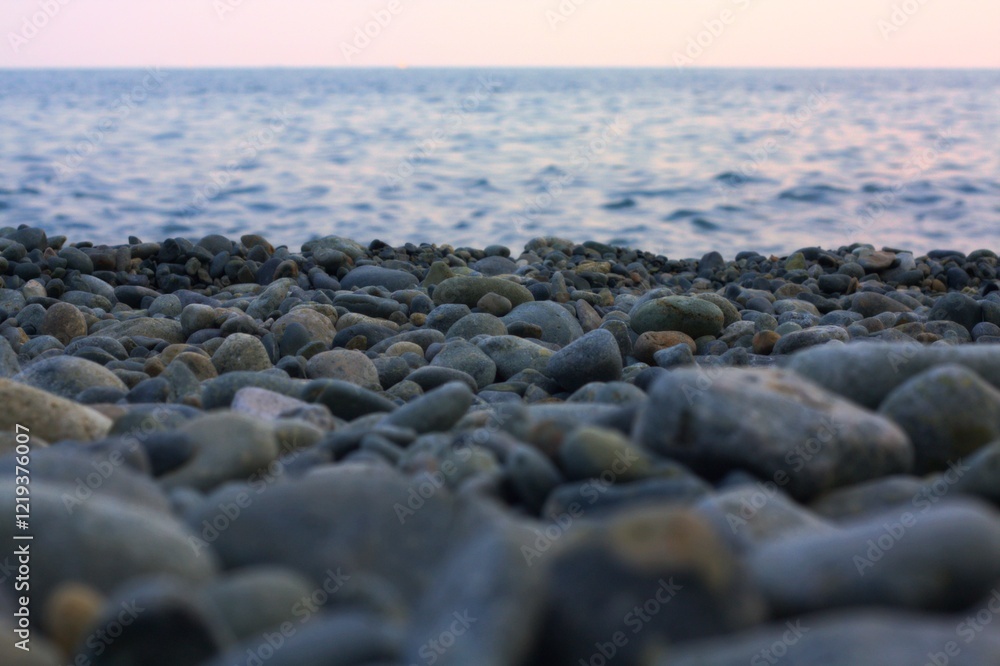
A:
[40,302,87,345]
[44,582,105,657]
[752,330,781,355]
[633,331,697,364]
[143,356,165,377]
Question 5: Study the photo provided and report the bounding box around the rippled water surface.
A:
[1,68,998,257]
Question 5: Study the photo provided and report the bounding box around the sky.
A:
[2,0,998,69]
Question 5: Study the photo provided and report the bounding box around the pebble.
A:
[879,363,1000,472]
[12,354,128,399]
[501,301,584,346]
[159,412,280,491]
[39,301,87,344]
[306,349,382,390]
[430,339,497,389]
[545,329,622,392]
[748,500,1000,614]
[629,295,725,338]
[634,368,913,499]
[211,332,273,374]
[432,275,533,308]
[340,264,419,291]
[632,330,697,364]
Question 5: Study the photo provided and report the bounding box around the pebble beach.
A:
[4,224,1000,665]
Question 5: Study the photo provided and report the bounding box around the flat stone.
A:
[748,500,1000,614]
[849,292,913,318]
[634,368,913,500]
[340,264,418,291]
[558,426,652,482]
[632,331,697,365]
[13,355,128,399]
[771,324,850,355]
[96,317,185,345]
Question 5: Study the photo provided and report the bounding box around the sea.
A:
[0,68,998,258]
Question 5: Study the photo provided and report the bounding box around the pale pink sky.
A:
[2,0,998,68]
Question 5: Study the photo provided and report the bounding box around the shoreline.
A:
[3,224,1000,663]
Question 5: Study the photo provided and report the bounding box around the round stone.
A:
[629,296,725,338]
[40,302,87,345]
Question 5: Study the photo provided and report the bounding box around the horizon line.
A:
[2,64,998,71]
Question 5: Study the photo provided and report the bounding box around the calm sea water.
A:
[0,68,998,258]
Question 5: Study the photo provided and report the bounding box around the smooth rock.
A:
[306,349,381,390]
[211,333,273,374]
[159,412,280,491]
[630,296,725,339]
[501,301,584,346]
[879,364,1000,472]
[39,301,87,345]
[432,276,533,308]
[13,355,128,399]
[634,368,913,500]
[545,329,622,392]
[748,500,1000,613]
